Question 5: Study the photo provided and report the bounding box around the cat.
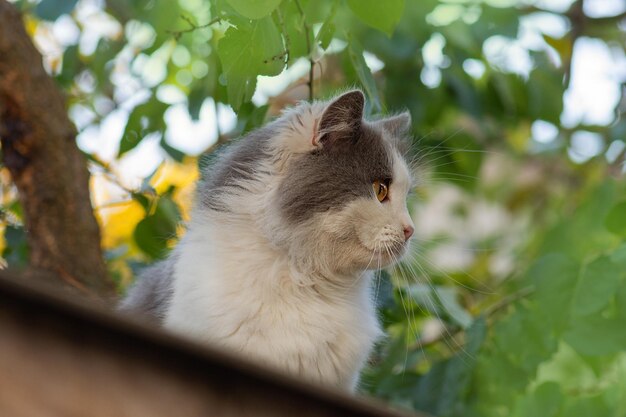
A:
[119,90,415,392]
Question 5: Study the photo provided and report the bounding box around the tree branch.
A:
[0,0,114,298]
[294,0,314,101]
[168,15,222,40]
[408,287,534,351]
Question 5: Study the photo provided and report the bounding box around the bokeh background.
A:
[2,0,626,416]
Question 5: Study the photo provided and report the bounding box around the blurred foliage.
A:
[2,0,626,415]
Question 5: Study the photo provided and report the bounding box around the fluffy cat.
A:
[119,90,415,391]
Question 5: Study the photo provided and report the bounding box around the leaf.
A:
[347,0,404,36]
[187,85,207,121]
[57,45,80,88]
[278,0,311,64]
[571,256,621,317]
[236,103,269,134]
[605,201,626,237]
[347,38,382,112]
[3,225,28,267]
[412,318,486,415]
[527,254,580,333]
[316,20,335,50]
[564,316,626,356]
[512,382,562,417]
[473,5,519,40]
[527,69,565,125]
[226,0,283,19]
[610,243,626,266]
[543,34,573,62]
[160,138,186,162]
[35,0,78,21]
[119,99,169,156]
[133,196,181,259]
[217,17,284,109]
[436,287,473,329]
[314,2,338,50]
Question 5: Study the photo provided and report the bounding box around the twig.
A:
[293,0,314,101]
[274,7,290,64]
[482,286,535,317]
[564,0,585,88]
[408,286,535,351]
[264,50,289,64]
[168,15,222,40]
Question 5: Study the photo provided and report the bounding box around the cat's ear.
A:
[314,90,364,147]
[378,111,412,137]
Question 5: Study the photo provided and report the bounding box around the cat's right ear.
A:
[314,90,365,147]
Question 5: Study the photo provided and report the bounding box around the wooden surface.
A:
[0,272,426,417]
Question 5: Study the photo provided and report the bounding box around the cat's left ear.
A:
[314,90,364,147]
[378,111,412,137]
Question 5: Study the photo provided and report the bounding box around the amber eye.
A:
[373,179,389,202]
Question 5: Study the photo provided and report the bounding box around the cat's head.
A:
[274,90,415,279]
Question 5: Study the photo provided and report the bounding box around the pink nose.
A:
[403,225,414,241]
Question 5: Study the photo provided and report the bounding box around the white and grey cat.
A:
[120,90,415,391]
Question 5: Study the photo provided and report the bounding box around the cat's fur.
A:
[119,90,415,391]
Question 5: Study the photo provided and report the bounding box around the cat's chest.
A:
[166,225,382,388]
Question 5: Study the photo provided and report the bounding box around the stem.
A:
[293,0,314,101]
[564,0,584,88]
[274,8,290,65]
[408,286,535,351]
[168,15,222,40]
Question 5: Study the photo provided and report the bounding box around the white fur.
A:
[164,100,413,391]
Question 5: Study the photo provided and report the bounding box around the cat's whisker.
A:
[399,257,475,363]
[411,249,495,295]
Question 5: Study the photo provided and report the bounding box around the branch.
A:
[563,0,585,88]
[294,0,314,101]
[0,0,114,298]
[168,15,222,40]
[408,286,534,351]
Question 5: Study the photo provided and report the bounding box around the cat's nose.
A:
[403,225,414,241]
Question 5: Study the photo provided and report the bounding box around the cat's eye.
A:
[373,179,389,202]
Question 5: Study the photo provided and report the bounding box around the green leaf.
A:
[610,243,626,267]
[559,394,612,417]
[412,318,486,415]
[347,0,404,36]
[571,256,621,317]
[217,17,284,109]
[35,0,78,21]
[160,138,186,162]
[226,0,283,19]
[119,99,169,156]
[527,69,565,125]
[436,287,473,329]
[347,38,382,112]
[133,196,181,260]
[57,45,80,88]
[564,316,626,356]
[236,103,269,134]
[528,254,580,332]
[316,20,335,50]
[278,0,311,64]
[605,201,626,237]
[187,85,207,121]
[3,225,28,267]
[512,382,562,417]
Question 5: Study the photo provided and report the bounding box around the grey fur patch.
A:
[118,257,175,323]
[279,122,394,224]
[373,111,413,155]
[377,111,411,137]
[318,90,364,145]
[198,125,274,211]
